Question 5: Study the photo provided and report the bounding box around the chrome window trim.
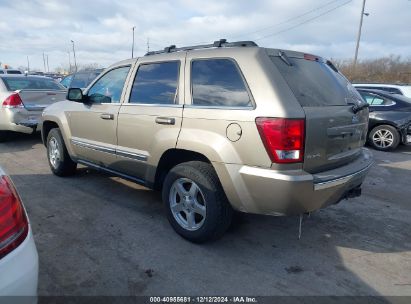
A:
[184,105,254,110]
[370,101,396,107]
[120,103,183,108]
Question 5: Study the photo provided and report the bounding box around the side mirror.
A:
[67,88,85,102]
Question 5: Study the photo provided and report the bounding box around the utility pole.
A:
[147,37,150,53]
[71,40,77,72]
[354,0,367,70]
[68,51,72,73]
[27,56,30,73]
[131,26,136,58]
[42,52,46,73]
[46,55,49,73]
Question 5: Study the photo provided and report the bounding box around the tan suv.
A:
[41,40,373,242]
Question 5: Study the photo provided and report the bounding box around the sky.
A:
[0,0,410,71]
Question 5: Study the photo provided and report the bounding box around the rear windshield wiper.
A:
[278,51,293,66]
[326,60,338,73]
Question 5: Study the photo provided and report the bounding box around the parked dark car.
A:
[60,69,104,89]
[357,89,411,151]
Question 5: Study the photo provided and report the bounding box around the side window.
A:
[361,94,375,105]
[360,93,394,106]
[191,59,251,107]
[129,61,179,105]
[371,97,385,105]
[87,66,130,104]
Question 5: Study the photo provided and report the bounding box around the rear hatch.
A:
[269,49,369,173]
[17,90,67,111]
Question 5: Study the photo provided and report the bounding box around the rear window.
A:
[6,70,22,75]
[271,56,360,107]
[2,77,65,91]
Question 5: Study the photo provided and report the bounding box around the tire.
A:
[47,128,77,176]
[162,161,233,243]
[368,125,400,151]
[0,131,11,142]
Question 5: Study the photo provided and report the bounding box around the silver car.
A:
[0,75,66,141]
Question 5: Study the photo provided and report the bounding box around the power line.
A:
[230,0,345,40]
[254,0,352,41]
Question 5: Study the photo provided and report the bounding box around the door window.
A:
[87,66,130,104]
[191,59,251,107]
[129,61,180,105]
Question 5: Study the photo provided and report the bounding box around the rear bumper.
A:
[0,108,40,134]
[0,227,38,296]
[215,148,374,216]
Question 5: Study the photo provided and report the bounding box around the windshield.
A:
[270,55,363,107]
[2,77,66,91]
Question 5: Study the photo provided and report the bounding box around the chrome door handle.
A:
[155,117,175,125]
[100,113,114,120]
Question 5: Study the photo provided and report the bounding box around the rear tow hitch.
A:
[345,186,362,199]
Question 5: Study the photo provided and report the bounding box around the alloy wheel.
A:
[48,137,61,169]
[169,178,207,231]
[372,129,394,148]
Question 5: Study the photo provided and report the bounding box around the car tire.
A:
[162,161,233,243]
[368,125,400,151]
[0,131,9,142]
[47,128,77,176]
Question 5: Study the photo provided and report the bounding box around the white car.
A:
[0,69,23,75]
[353,83,411,98]
[0,75,67,142]
[0,166,38,296]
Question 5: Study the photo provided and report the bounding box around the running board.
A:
[76,159,149,188]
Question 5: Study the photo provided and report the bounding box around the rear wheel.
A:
[368,125,400,151]
[47,128,77,176]
[162,161,233,243]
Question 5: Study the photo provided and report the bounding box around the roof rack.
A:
[145,39,258,56]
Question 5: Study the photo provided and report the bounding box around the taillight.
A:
[256,118,305,164]
[2,93,23,108]
[0,175,29,259]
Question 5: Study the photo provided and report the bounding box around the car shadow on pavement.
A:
[7,164,410,298]
[1,137,410,298]
[0,132,42,153]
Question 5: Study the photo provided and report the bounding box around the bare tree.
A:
[333,55,411,84]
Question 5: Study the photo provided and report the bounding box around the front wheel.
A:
[368,125,400,151]
[162,161,233,243]
[47,128,77,176]
[0,131,10,142]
